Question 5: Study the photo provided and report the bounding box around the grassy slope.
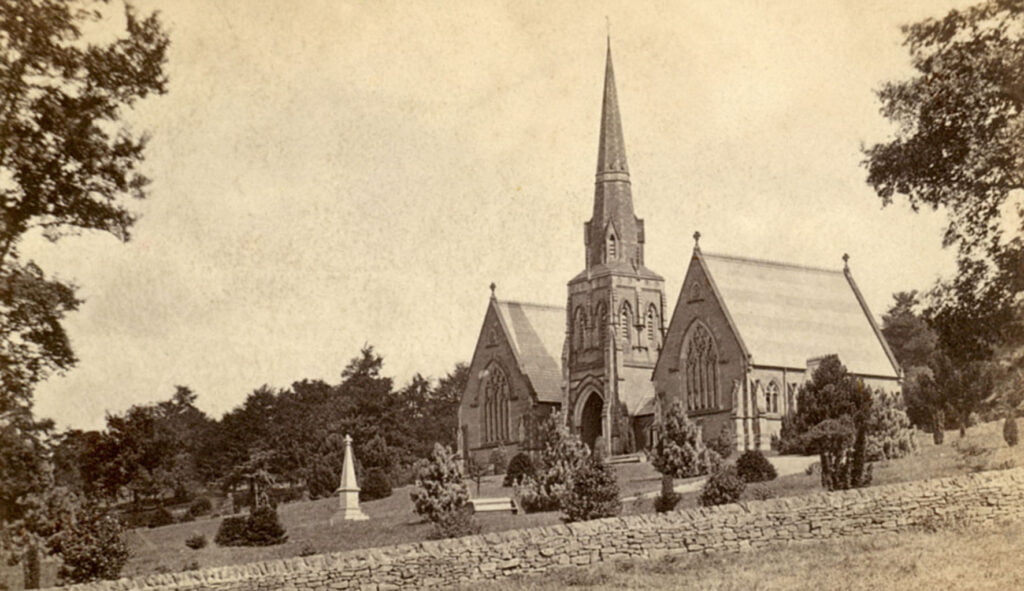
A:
[123,420,1023,577]
[477,520,1024,590]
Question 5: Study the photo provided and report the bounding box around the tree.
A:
[0,0,167,532]
[0,0,168,406]
[882,291,939,371]
[650,401,720,479]
[409,443,468,523]
[560,455,621,523]
[864,0,1024,364]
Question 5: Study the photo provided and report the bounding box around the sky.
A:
[24,0,978,430]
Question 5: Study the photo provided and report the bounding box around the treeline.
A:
[880,291,1023,438]
[46,346,467,511]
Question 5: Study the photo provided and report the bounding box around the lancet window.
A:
[620,301,633,347]
[766,380,780,414]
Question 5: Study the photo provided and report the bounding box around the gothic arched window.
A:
[596,302,608,349]
[573,306,586,353]
[482,363,510,443]
[607,234,617,261]
[683,322,718,411]
[645,304,659,348]
[766,381,780,414]
[619,301,633,347]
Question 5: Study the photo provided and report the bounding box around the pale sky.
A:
[25,0,975,430]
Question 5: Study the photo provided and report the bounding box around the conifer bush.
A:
[560,456,621,523]
[410,443,469,523]
[1004,414,1019,447]
[147,507,174,528]
[866,390,917,460]
[503,452,535,487]
[428,505,481,540]
[735,450,777,483]
[650,402,720,479]
[514,417,589,513]
[185,534,207,550]
[698,466,745,507]
[213,507,287,546]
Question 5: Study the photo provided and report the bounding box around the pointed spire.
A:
[596,39,629,180]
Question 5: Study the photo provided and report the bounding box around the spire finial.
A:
[693,231,701,249]
[842,253,850,270]
[489,282,497,298]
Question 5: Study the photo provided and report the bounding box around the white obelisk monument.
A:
[330,434,368,523]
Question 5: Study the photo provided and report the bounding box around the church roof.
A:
[493,300,565,403]
[699,251,900,379]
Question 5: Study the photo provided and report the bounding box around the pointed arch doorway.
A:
[579,391,604,451]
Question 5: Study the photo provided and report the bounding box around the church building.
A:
[457,42,900,466]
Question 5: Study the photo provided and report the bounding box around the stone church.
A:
[457,43,900,467]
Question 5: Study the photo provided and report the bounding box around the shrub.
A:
[735,450,777,483]
[214,516,248,546]
[805,461,820,476]
[410,444,468,523]
[707,423,736,460]
[503,453,535,487]
[185,534,207,550]
[560,456,621,523]
[213,507,287,547]
[746,484,774,501]
[699,466,745,507]
[653,492,681,513]
[243,506,288,546]
[147,507,174,529]
[514,417,590,512]
[808,417,872,491]
[298,544,317,557]
[514,476,561,513]
[46,505,130,584]
[359,468,392,502]
[1004,415,1019,447]
[866,390,917,460]
[188,497,213,518]
[428,505,481,540]
[650,402,720,479]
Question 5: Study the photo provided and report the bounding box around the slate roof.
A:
[494,300,566,403]
[699,252,900,379]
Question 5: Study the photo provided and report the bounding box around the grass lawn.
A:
[122,420,1023,577]
[474,519,1024,590]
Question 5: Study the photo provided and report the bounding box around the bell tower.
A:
[566,40,666,457]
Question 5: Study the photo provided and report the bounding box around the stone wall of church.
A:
[459,306,547,469]
[60,469,1024,591]
[654,255,745,423]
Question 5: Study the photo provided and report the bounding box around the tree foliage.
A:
[865,0,1024,368]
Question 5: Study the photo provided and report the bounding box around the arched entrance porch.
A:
[579,391,604,451]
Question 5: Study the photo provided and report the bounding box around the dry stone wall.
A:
[57,468,1024,591]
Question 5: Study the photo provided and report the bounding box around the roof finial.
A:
[693,231,702,249]
[489,282,497,299]
[842,253,850,270]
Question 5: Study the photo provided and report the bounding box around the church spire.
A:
[596,39,629,180]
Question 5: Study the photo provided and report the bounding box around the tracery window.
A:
[482,363,510,443]
[684,323,718,411]
[766,381,780,414]
[620,301,633,347]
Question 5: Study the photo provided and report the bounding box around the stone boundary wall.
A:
[57,468,1024,591]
